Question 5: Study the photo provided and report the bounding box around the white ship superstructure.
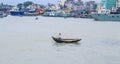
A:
[116,0,120,7]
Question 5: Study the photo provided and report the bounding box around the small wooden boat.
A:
[52,36,81,43]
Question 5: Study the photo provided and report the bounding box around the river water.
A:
[0,16,120,64]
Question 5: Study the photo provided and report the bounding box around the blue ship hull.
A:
[10,11,24,16]
[91,14,120,21]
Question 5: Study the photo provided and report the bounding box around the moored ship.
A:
[91,0,120,21]
[91,12,120,21]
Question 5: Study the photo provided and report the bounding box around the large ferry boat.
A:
[91,13,120,21]
[91,0,120,21]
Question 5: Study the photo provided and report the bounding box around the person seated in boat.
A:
[57,33,61,40]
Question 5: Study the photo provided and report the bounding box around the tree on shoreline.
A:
[17,1,34,8]
[17,3,23,8]
[23,1,34,8]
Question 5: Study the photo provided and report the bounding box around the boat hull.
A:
[0,14,7,18]
[52,36,81,43]
[91,14,120,21]
[10,11,24,16]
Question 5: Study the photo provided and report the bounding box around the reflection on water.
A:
[52,41,81,47]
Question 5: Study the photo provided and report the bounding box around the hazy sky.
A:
[1,0,101,5]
